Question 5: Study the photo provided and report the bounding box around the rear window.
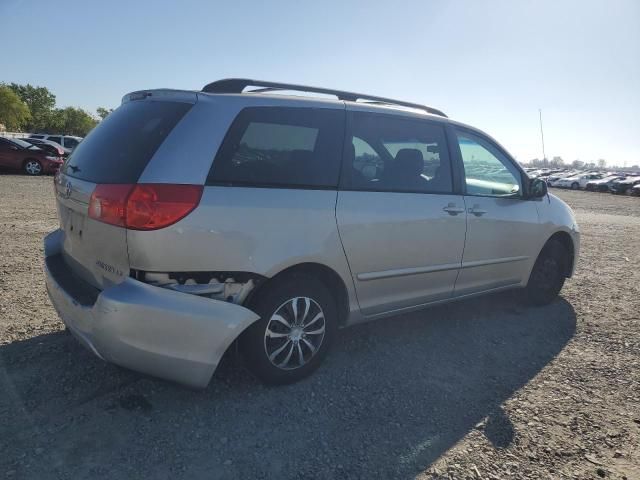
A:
[207,107,344,188]
[62,100,192,183]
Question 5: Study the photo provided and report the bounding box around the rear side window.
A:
[207,107,344,188]
[62,100,192,183]
[343,112,453,194]
[48,136,62,145]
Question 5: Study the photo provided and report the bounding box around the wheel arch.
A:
[543,231,575,278]
[245,262,350,327]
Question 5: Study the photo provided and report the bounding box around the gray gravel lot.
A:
[1,175,639,479]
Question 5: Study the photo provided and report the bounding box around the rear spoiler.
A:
[121,89,198,105]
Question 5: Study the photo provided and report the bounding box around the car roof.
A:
[126,84,517,162]
[197,90,510,152]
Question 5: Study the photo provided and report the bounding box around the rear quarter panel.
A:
[126,187,359,312]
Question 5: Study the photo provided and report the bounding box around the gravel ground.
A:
[0,175,638,480]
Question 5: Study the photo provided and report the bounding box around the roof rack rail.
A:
[201,78,447,118]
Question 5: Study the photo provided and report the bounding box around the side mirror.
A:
[529,178,548,198]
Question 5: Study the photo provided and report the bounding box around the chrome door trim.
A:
[460,255,529,269]
[356,255,528,282]
[357,262,462,281]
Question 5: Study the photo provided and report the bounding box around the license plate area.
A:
[63,209,87,256]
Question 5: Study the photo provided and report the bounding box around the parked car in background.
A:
[22,138,68,157]
[44,79,580,387]
[29,134,82,151]
[552,172,603,189]
[630,184,640,196]
[585,175,625,192]
[547,170,580,186]
[0,137,63,175]
[610,176,640,195]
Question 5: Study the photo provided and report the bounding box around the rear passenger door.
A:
[452,128,541,295]
[336,110,467,316]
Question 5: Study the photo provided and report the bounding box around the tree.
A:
[550,156,564,167]
[96,107,114,120]
[8,83,56,132]
[597,159,606,168]
[0,85,31,131]
[57,107,98,136]
[572,160,584,169]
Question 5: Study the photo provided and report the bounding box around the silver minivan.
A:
[44,79,580,387]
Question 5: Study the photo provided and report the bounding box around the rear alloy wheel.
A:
[570,182,579,190]
[525,240,568,305]
[24,159,43,176]
[240,275,337,385]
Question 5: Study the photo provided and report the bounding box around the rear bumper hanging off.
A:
[44,229,260,388]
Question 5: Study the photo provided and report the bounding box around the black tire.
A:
[524,240,568,306]
[570,182,579,190]
[240,274,337,385]
[23,159,43,176]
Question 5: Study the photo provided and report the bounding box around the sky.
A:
[1,0,638,166]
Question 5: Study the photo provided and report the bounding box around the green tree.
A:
[8,83,56,132]
[0,85,31,131]
[96,107,114,120]
[57,107,98,136]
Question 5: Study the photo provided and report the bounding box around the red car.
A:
[0,137,64,175]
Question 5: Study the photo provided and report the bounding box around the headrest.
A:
[394,149,424,177]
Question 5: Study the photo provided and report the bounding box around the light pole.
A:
[539,109,547,166]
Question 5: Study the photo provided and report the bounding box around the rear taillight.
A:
[88,184,202,230]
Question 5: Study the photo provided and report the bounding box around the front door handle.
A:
[443,203,465,216]
[468,204,487,216]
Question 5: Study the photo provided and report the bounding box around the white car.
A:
[28,134,82,151]
[552,173,603,189]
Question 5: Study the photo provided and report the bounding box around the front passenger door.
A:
[453,128,541,296]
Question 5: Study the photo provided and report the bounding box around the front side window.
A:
[208,107,344,188]
[344,112,453,194]
[456,130,521,197]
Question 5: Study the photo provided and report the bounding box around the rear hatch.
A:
[54,94,194,290]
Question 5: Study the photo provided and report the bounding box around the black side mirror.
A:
[529,178,548,198]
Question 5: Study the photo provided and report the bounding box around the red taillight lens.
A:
[88,184,202,230]
[88,184,133,227]
[126,184,203,230]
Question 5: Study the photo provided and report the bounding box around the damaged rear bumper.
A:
[43,229,260,388]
